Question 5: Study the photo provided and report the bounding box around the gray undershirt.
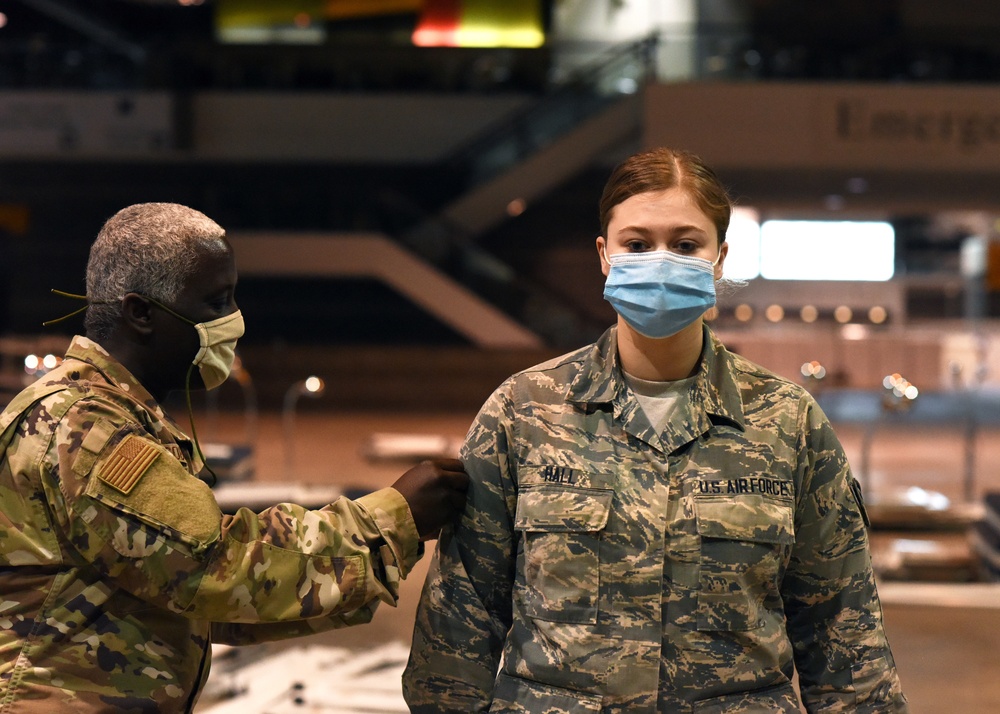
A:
[622,372,697,433]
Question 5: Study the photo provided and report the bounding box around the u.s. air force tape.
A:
[98,435,160,494]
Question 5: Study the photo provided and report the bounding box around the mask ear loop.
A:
[42,289,111,326]
[41,290,193,327]
[601,245,618,268]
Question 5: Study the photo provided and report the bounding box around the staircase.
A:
[386,35,659,349]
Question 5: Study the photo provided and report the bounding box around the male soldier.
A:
[0,203,468,712]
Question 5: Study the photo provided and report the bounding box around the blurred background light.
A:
[765,304,784,322]
[760,220,895,281]
[834,305,854,323]
[413,0,543,48]
[722,207,761,280]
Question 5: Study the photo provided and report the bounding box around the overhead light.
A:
[413,0,544,48]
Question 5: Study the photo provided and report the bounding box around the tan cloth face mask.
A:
[43,290,244,390]
[141,297,244,390]
[190,310,245,390]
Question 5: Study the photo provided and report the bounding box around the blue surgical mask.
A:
[603,249,719,339]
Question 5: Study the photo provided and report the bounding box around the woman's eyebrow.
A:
[616,223,709,236]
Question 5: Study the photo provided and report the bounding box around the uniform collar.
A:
[565,327,621,406]
[693,326,746,432]
[63,335,197,455]
[566,324,745,452]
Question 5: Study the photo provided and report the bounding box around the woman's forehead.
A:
[609,188,714,232]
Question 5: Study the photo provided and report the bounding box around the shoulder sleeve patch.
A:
[98,435,160,494]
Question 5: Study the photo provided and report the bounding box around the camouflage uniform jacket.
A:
[404,325,907,713]
[0,336,421,712]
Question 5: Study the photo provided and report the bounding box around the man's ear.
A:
[121,293,154,336]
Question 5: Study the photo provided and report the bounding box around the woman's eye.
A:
[625,240,647,252]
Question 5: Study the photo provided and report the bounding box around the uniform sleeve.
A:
[212,489,423,645]
[210,604,377,645]
[402,384,517,713]
[45,399,422,627]
[782,396,908,712]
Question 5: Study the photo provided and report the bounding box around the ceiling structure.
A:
[6,1,1000,221]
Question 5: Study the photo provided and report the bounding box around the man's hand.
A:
[391,458,469,541]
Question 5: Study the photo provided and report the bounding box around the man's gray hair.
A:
[85,203,227,341]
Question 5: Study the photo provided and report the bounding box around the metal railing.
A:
[441,34,658,188]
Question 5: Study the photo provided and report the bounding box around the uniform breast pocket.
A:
[514,484,614,625]
[695,495,794,632]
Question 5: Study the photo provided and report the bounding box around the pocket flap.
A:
[696,495,795,544]
[493,672,603,713]
[515,485,614,532]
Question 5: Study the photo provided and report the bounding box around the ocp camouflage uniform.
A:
[0,336,421,712]
[404,325,907,713]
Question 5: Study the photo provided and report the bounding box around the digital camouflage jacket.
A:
[404,325,907,713]
[0,336,421,712]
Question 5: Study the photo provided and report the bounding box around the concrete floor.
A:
[193,407,1000,713]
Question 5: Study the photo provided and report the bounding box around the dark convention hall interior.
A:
[2,1,1000,712]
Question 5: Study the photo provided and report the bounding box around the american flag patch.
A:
[98,436,160,494]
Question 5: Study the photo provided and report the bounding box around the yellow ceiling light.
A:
[414,0,543,48]
[216,0,324,29]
